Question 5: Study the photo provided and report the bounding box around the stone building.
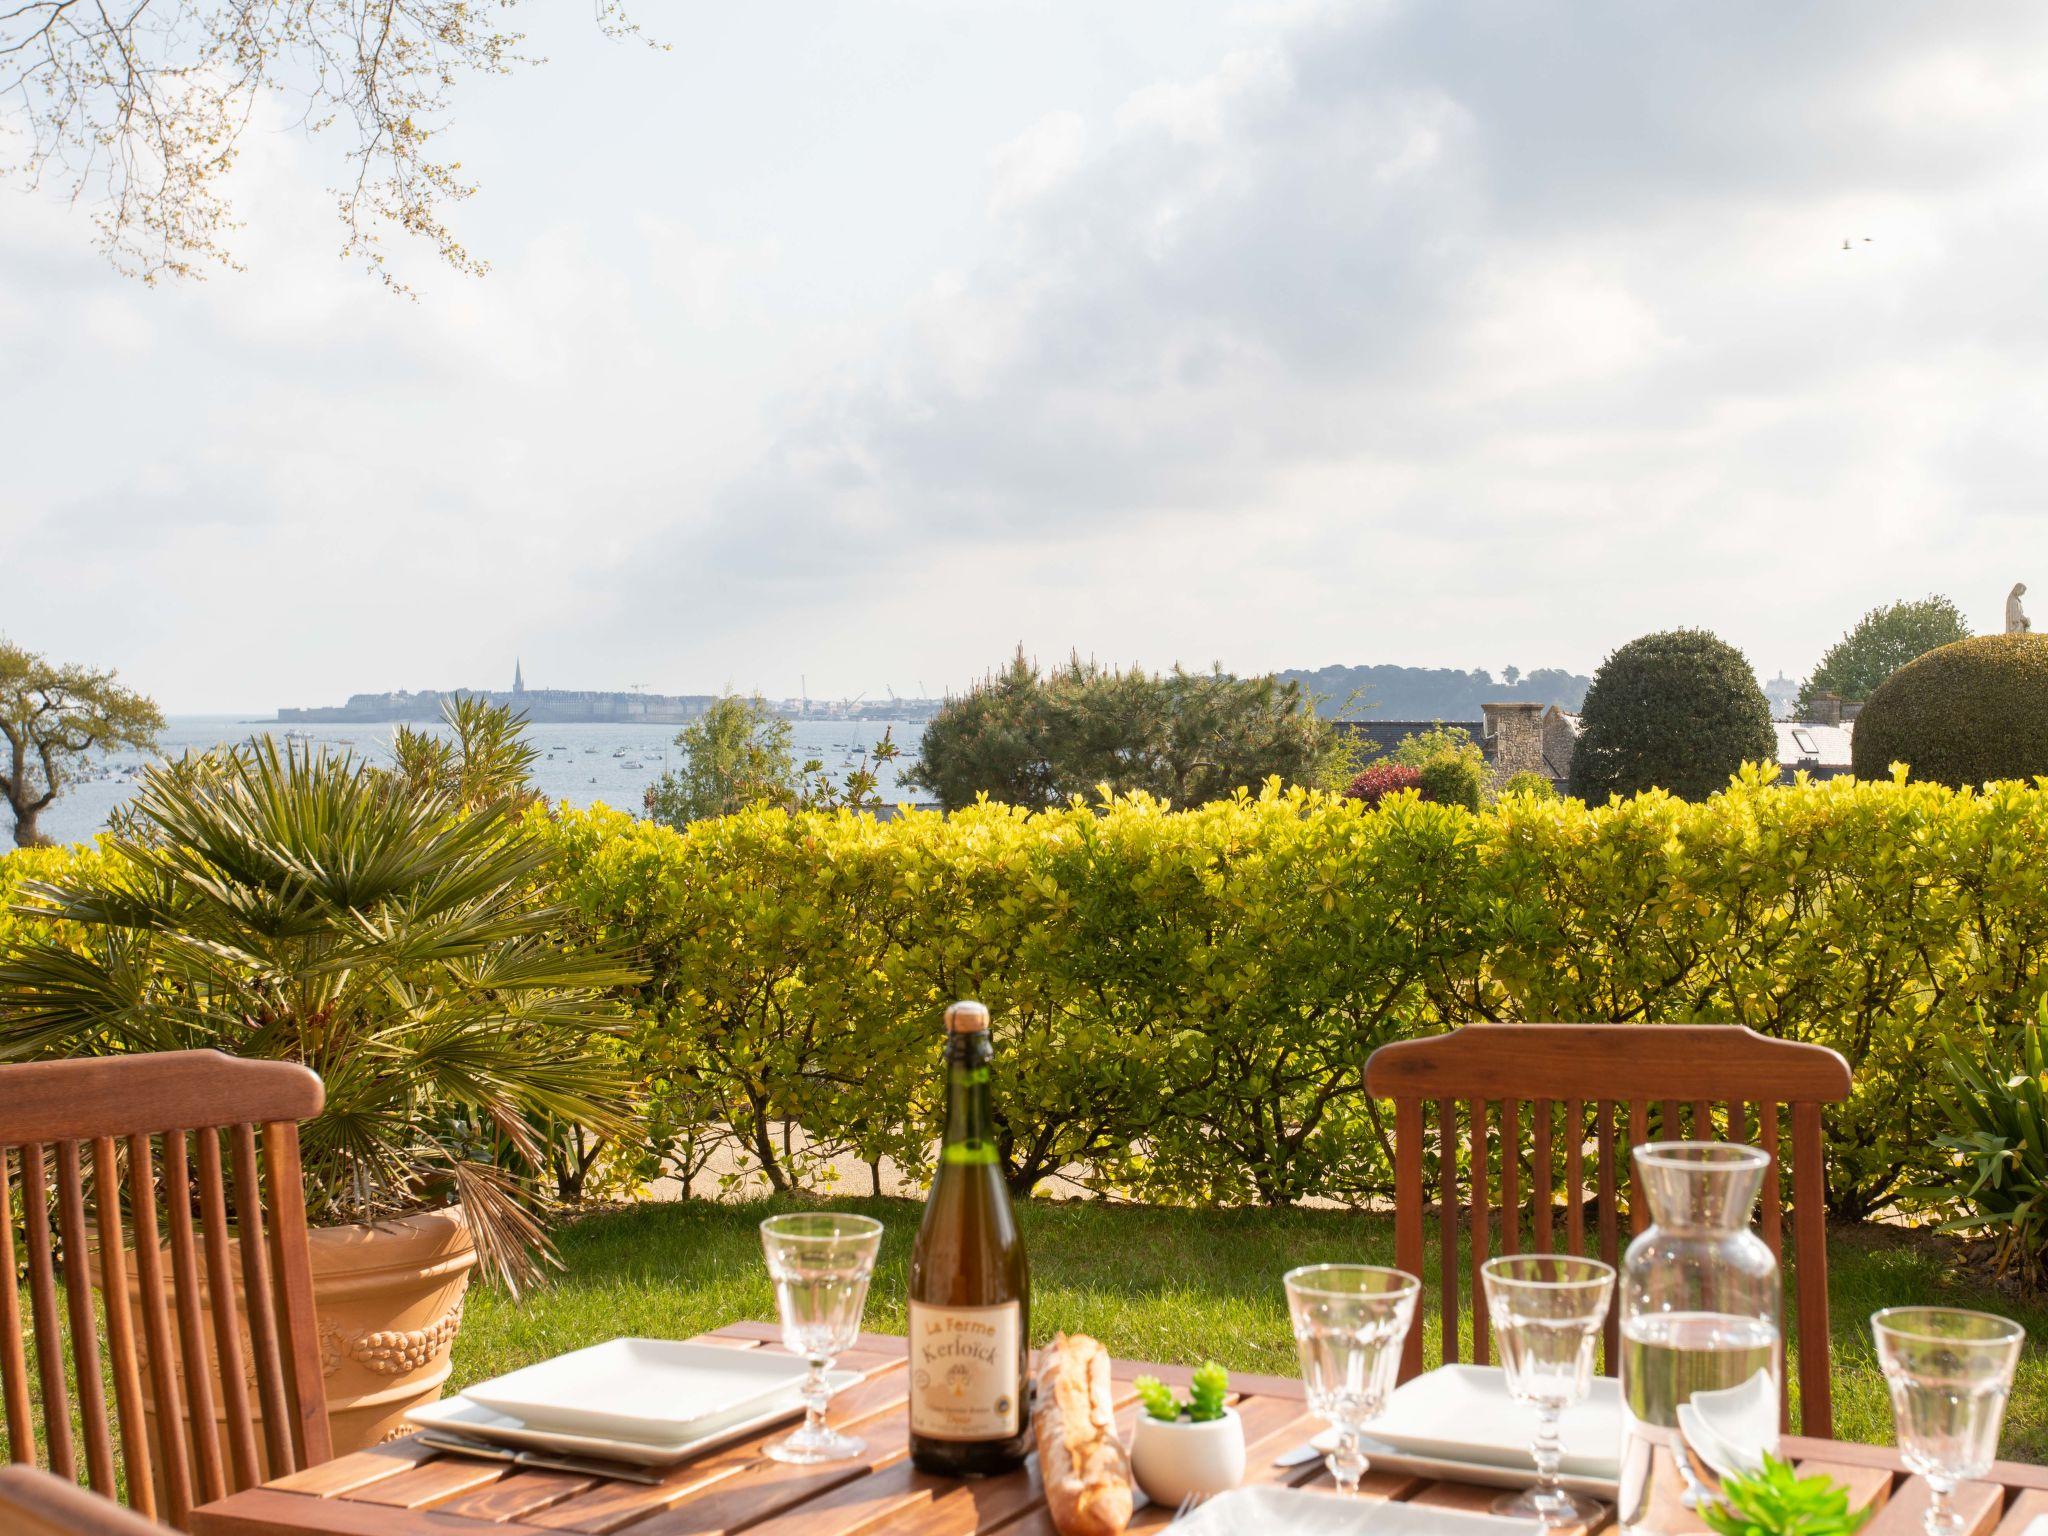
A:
[1337,701,1856,796]
[1478,700,1854,791]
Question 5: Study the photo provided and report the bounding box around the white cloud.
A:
[7,0,2048,708]
[633,0,2048,684]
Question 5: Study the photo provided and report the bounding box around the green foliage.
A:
[644,695,902,826]
[1570,629,1777,802]
[1133,1362,1228,1422]
[646,694,803,825]
[1850,633,2048,788]
[1921,1002,2048,1286]
[546,769,2048,1218]
[0,729,639,1290]
[0,641,164,846]
[1798,595,1971,714]
[1135,1376,1180,1423]
[1500,770,1557,800]
[1394,725,1488,811]
[908,650,1353,811]
[392,695,543,811]
[1700,1454,1872,1536]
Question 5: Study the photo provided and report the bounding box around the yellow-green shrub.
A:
[542,769,2048,1215]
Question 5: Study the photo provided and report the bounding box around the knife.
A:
[417,1429,667,1484]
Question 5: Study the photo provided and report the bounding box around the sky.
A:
[3,0,2045,713]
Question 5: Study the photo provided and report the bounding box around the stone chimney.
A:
[1807,692,1843,727]
[1482,702,1547,783]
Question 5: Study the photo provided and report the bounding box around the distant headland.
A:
[276,661,942,725]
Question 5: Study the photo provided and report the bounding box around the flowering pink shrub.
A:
[1344,762,1425,806]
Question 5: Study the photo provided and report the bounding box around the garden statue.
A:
[2008,582,2031,634]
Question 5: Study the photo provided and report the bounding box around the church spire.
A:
[513,657,526,695]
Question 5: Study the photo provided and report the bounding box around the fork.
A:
[1164,1488,1213,1527]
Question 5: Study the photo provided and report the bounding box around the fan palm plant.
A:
[0,725,638,1291]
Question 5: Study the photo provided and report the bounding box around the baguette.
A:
[1034,1333,1133,1536]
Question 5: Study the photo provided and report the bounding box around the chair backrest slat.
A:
[1499,1099,1521,1259]
[1759,1099,1784,1261]
[1367,1024,1852,1436]
[20,1144,73,1483]
[1594,1103,1619,1367]
[1563,1098,1586,1259]
[55,1142,117,1497]
[1467,1098,1490,1366]
[127,1134,194,1528]
[162,1133,227,1506]
[1790,1102,1833,1438]
[262,1121,333,1471]
[229,1123,293,1479]
[0,1053,328,1531]
[0,1152,36,1465]
[92,1138,155,1522]
[194,1131,260,1491]
[1435,1097,1457,1366]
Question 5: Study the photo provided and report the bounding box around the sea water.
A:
[32,715,925,845]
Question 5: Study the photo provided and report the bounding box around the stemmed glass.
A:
[1481,1254,1616,1527]
[1871,1307,2026,1536]
[759,1212,885,1465]
[1283,1264,1421,1495]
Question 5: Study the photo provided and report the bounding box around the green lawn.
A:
[456,1196,2048,1464]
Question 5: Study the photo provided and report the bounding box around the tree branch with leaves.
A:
[0,0,658,291]
[0,640,163,846]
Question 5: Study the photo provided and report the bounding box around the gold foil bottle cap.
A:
[945,1000,990,1034]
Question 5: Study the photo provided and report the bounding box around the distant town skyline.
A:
[6,2,2045,712]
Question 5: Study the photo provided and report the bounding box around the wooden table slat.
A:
[1992,1488,2048,1536]
[192,1330,2048,1536]
[1791,1458,1896,1519]
[1861,1477,2006,1536]
[434,1470,602,1526]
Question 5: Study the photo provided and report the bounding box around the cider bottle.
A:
[907,1000,1032,1475]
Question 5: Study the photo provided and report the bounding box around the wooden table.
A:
[192,1324,2048,1536]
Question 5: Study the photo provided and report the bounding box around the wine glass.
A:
[1481,1253,1616,1526]
[760,1212,885,1465]
[1871,1307,2025,1536]
[1283,1264,1420,1495]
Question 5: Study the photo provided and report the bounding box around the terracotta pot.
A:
[110,1204,476,1465]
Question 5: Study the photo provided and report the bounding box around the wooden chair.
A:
[0,1464,173,1535]
[0,1050,332,1529]
[1363,1024,1853,1437]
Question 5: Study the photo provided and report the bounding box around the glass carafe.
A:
[1619,1142,1781,1535]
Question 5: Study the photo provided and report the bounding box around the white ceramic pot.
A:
[1129,1407,1246,1507]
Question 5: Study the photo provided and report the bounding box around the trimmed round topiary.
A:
[1849,632,2048,787]
[1569,628,1776,802]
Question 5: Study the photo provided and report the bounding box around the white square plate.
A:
[462,1339,812,1444]
[1169,1486,1541,1534]
[1362,1365,1622,1481]
[407,1369,860,1466]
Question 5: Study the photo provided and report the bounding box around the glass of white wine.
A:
[1872,1307,2025,1536]
[1482,1254,1615,1526]
[1283,1264,1420,1495]
[760,1212,885,1465]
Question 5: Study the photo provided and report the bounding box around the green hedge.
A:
[533,768,2048,1218]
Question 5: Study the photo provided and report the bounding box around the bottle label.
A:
[907,1300,1023,1441]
